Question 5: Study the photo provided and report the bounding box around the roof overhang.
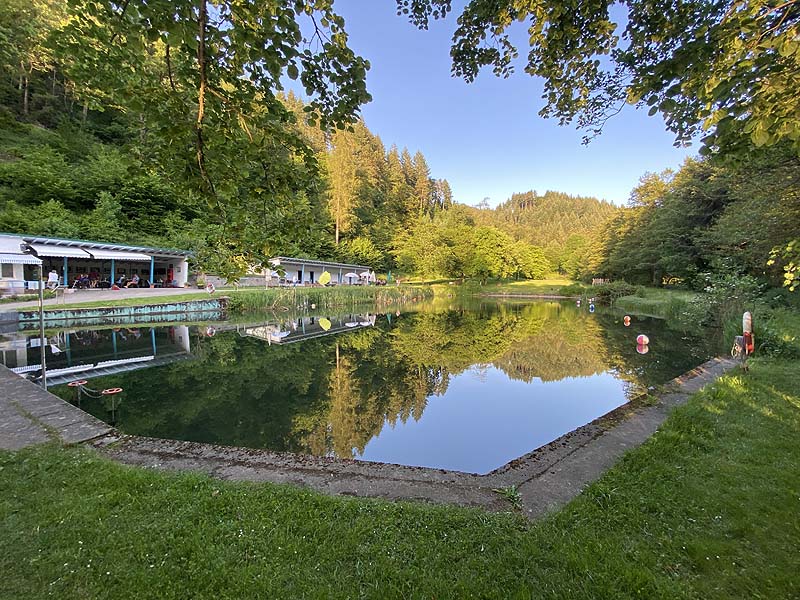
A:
[29,244,91,258]
[270,256,371,271]
[84,249,152,261]
[0,252,41,265]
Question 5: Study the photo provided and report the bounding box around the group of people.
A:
[46,269,147,290]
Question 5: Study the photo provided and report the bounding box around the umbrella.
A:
[344,272,359,278]
[360,270,370,278]
[369,271,377,282]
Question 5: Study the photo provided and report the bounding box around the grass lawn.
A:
[473,276,585,296]
[2,341,799,597]
[47,292,216,310]
[613,288,701,319]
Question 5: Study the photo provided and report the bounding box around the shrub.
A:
[590,281,640,304]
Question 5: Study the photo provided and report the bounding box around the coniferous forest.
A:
[0,0,798,292]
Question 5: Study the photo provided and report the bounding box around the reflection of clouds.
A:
[469,365,490,384]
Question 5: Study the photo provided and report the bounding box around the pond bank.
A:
[0,355,737,518]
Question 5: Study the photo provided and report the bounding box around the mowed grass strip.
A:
[1,360,798,598]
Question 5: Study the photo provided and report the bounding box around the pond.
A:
[5,299,718,474]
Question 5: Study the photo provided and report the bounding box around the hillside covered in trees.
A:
[566,145,800,291]
[0,0,617,281]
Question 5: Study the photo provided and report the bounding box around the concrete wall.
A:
[16,297,228,329]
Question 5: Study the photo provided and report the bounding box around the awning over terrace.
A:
[29,244,91,258]
[0,252,41,265]
[85,249,152,261]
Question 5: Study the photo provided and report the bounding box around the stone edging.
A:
[1,357,738,518]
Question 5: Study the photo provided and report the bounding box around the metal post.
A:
[151,327,156,356]
[37,264,46,389]
[63,256,68,287]
[149,257,155,287]
[301,265,305,284]
[111,258,115,284]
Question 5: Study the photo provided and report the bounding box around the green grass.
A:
[0,291,56,304]
[461,276,587,297]
[17,286,433,313]
[39,292,212,310]
[226,285,432,312]
[2,312,799,598]
[614,287,700,319]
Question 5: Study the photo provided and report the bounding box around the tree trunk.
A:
[21,59,29,115]
[195,0,214,195]
[82,101,88,125]
[22,76,29,115]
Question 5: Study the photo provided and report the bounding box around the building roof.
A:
[270,256,371,271]
[0,252,41,265]
[0,233,191,259]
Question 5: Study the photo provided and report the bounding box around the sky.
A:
[292,1,696,207]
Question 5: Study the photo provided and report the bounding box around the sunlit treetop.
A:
[397,0,800,155]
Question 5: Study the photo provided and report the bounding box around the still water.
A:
[3,300,716,474]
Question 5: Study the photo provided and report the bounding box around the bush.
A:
[589,281,640,304]
[558,283,585,296]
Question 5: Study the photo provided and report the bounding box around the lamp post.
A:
[20,243,46,389]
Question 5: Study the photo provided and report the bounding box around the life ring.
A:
[101,387,123,395]
[205,326,216,337]
[67,380,88,387]
[206,282,216,294]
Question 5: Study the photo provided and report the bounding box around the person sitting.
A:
[116,275,126,286]
[46,270,60,290]
[125,274,140,288]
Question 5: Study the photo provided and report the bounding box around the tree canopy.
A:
[397,0,800,154]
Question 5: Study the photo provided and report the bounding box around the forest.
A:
[0,0,798,292]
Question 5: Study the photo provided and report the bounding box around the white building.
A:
[0,233,191,295]
[268,256,373,285]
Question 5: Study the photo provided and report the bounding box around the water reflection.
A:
[36,301,716,474]
[0,326,192,386]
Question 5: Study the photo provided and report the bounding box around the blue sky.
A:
[295,1,696,207]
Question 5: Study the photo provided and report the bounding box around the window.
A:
[1,264,14,278]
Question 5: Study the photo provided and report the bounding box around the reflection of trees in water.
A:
[389,302,609,384]
[53,303,712,460]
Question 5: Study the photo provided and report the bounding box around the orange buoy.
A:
[67,380,88,387]
[101,387,123,395]
[636,334,649,345]
[623,315,631,327]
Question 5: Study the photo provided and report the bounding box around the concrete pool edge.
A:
[0,357,738,518]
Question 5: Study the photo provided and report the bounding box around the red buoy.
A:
[636,334,650,345]
[623,315,631,327]
[636,343,649,355]
[67,380,88,387]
